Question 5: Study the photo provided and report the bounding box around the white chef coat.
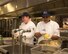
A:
[36,20,60,43]
[15,20,36,45]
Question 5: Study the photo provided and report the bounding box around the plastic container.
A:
[53,48,68,54]
[3,37,12,45]
[31,45,60,54]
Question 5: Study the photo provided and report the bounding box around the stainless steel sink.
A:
[1,44,31,54]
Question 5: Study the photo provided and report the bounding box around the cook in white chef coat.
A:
[35,11,60,43]
[13,12,36,45]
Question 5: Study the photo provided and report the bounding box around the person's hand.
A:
[43,33,51,40]
[14,32,19,36]
[12,29,15,35]
[51,35,60,40]
[13,32,19,39]
[34,32,42,38]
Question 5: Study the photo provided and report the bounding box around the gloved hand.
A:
[43,33,52,40]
